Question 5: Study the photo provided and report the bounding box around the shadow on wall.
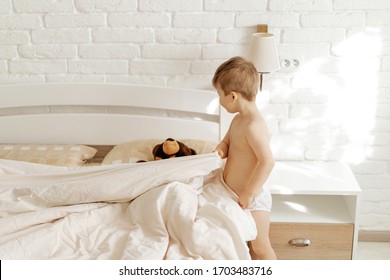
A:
[259,28,382,166]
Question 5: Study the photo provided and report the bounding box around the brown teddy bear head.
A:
[152,138,196,160]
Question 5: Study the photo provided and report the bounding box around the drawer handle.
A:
[289,238,312,247]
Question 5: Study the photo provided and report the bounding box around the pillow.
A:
[0,144,97,167]
[102,139,218,165]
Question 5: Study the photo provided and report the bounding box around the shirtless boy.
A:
[213,56,276,260]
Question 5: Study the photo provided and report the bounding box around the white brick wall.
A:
[0,0,389,231]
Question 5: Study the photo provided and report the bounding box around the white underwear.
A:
[218,169,272,212]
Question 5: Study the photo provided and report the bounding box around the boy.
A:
[213,56,276,260]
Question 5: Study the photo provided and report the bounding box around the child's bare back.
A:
[223,113,270,199]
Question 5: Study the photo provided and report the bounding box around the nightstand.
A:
[266,162,361,260]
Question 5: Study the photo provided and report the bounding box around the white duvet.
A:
[0,153,256,260]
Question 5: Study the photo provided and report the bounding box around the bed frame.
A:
[0,83,230,162]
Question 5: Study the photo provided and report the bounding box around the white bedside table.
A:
[266,161,361,260]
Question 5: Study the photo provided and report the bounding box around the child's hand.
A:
[217,149,224,158]
[213,149,225,158]
[238,193,253,210]
[214,142,228,159]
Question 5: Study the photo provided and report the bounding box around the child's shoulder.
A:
[230,113,241,125]
[247,114,269,133]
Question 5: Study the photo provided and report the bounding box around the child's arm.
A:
[215,141,228,159]
[238,124,274,209]
[215,115,237,159]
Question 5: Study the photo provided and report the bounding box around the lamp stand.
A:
[259,72,263,92]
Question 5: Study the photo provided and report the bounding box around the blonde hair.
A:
[212,56,259,101]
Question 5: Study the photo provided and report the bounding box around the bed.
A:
[0,83,255,260]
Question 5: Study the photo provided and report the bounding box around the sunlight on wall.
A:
[265,29,382,165]
[328,29,381,164]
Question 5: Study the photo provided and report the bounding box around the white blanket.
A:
[0,153,256,260]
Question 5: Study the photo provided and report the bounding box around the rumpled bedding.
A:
[0,153,256,260]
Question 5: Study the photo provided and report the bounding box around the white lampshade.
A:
[248,33,280,73]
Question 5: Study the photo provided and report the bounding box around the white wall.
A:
[0,0,389,231]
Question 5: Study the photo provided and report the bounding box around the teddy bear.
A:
[152,138,197,160]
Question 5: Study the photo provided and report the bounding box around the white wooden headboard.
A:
[0,83,229,145]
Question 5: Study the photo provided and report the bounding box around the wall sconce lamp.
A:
[248,24,280,91]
